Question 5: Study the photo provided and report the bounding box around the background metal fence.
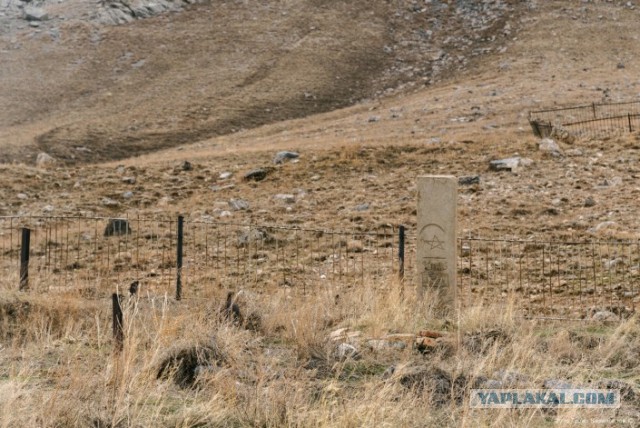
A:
[0,216,410,300]
[529,100,640,139]
[2,216,637,320]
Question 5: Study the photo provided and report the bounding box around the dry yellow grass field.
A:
[2,0,640,426]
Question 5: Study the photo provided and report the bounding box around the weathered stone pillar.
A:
[417,176,457,313]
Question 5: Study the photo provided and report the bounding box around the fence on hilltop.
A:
[1,215,638,321]
[529,100,640,139]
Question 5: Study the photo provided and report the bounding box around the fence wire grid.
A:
[529,100,640,139]
[1,216,637,320]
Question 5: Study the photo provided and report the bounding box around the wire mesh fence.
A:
[458,238,639,320]
[2,216,638,320]
[528,100,640,139]
[0,216,409,301]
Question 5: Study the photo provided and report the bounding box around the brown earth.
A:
[1,0,640,242]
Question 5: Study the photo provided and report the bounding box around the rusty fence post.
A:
[112,293,124,352]
[176,215,184,301]
[398,225,405,281]
[19,228,30,291]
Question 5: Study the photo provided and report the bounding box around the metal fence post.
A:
[112,293,124,352]
[176,215,184,301]
[628,113,633,133]
[19,228,30,291]
[398,225,405,281]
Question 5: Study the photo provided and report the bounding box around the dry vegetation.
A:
[2,0,640,426]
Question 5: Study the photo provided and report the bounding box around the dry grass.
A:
[1,281,638,427]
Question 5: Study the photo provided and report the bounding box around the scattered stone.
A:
[122,191,134,199]
[122,176,136,184]
[219,171,233,180]
[35,152,55,167]
[354,203,370,212]
[591,310,618,321]
[228,199,249,211]
[617,62,625,69]
[101,197,120,207]
[244,168,272,182]
[584,196,596,207]
[538,138,562,157]
[588,221,616,234]
[181,161,193,171]
[24,7,48,21]
[458,175,480,186]
[237,228,272,247]
[273,194,295,204]
[273,151,300,164]
[17,193,28,200]
[210,184,235,192]
[42,205,54,213]
[461,242,471,256]
[368,116,380,123]
[219,210,232,218]
[334,343,360,360]
[104,218,132,236]
[489,157,532,172]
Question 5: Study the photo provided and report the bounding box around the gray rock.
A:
[243,168,271,182]
[24,7,48,21]
[17,193,28,200]
[181,160,193,171]
[591,310,618,321]
[122,176,136,184]
[35,152,55,167]
[334,343,360,360]
[584,197,596,207]
[458,175,480,185]
[228,199,249,211]
[273,151,299,164]
[489,157,532,172]
[219,171,233,180]
[237,228,271,247]
[104,218,132,236]
[273,194,295,204]
[42,205,54,213]
[588,221,616,233]
[539,138,562,157]
[355,203,370,212]
[101,197,120,207]
[210,184,235,192]
[122,191,134,199]
[368,116,380,123]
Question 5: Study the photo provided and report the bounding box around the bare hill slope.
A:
[0,0,523,163]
